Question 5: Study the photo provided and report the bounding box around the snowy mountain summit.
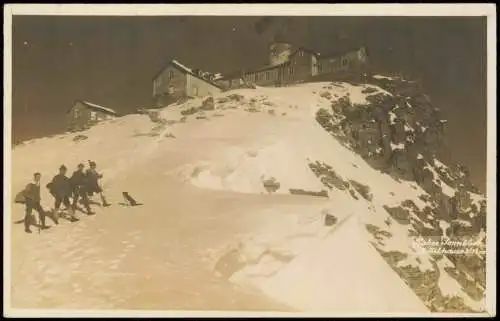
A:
[11,76,486,313]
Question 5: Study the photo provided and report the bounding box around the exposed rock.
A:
[289,188,329,198]
[147,110,164,123]
[319,91,332,100]
[214,248,245,279]
[348,188,359,200]
[262,177,280,194]
[312,77,486,312]
[444,267,485,301]
[383,205,411,225]
[196,112,208,120]
[375,248,478,312]
[361,86,377,94]
[245,105,260,113]
[216,97,230,104]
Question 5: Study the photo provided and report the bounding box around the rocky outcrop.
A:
[373,247,479,313]
[289,188,329,198]
[314,80,477,193]
[314,79,485,227]
[349,180,373,201]
[199,96,215,111]
[324,214,338,226]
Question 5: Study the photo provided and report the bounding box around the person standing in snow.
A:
[70,163,94,215]
[21,172,55,233]
[47,164,75,218]
[85,160,110,207]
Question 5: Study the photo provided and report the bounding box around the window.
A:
[90,111,97,121]
[299,50,304,57]
[154,78,161,92]
[266,72,270,80]
[74,109,79,119]
[168,70,174,80]
[192,85,198,96]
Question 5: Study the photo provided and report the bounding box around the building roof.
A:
[152,58,223,89]
[295,46,321,56]
[213,73,224,80]
[69,100,118,116]
[171,59,193,74]
[221,46,318,80]
[203,44,367,82]
[319,45,366,60]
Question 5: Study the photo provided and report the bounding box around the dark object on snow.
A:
[214,248,245,279]
[289,188,329,198]
[263,178,280,194]
[52,209,79,222]
[324,214,338,226]
[73,135,88,142]
[25,200,47,233]
[70,165,94,214]
[85,168,103,193]
[70,167,88,189]
[86,161,110,207]
[14,190,26,204]
[122,192,142,206]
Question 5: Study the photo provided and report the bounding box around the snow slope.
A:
[8,81,485,315]
[253,215,429,313]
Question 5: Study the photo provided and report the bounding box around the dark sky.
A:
[10,16,487,191]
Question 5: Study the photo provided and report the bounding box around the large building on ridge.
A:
[151,42,370,106]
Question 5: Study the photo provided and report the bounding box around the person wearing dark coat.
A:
[70,163,94,215]
[86,160,110,207]
[22,172,48,233]
[47,165,74,216]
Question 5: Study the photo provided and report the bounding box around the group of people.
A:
[17,160,110,233]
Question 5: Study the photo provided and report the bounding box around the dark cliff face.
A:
[316,77,482,195]
[314,77,486,312]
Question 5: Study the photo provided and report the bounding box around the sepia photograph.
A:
[3,4,496,317]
